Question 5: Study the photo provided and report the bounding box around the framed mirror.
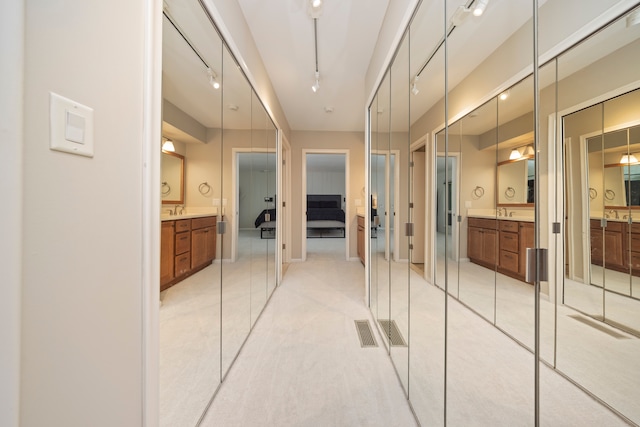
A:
[497,156,534,206]
[161,150,184,204]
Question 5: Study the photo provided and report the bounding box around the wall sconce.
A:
[620,153,638,164]
[162,139,175,152]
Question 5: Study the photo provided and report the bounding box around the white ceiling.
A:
[237,0,389,132]
[162,0,640,140]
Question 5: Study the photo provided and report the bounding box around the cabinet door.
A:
[357,225,365,264]
[468,227,483,261]
[191,228,207,268]
[482,229,498,266]
[604,229,624,269]
[518,222,534,277]
[591,227,604,265]
[160,221,175,289]
[204,226,216,263]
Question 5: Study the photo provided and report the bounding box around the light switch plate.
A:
[50,92,94,157]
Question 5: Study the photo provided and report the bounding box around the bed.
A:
[254,208,276,239]
[306,194,346,238]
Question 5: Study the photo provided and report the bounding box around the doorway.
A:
[302,151,349,260]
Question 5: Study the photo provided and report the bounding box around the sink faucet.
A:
[608,209,619,219]
[172,205,183,215]
[498,207,507,217]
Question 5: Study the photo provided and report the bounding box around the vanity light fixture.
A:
[620,154,638,164]
[522,145,534,157]
[207,68,220,89]
[162,139,175,152]
[509,148,522,160]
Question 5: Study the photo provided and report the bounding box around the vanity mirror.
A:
[497,156,534,205]
[161,150,184,204]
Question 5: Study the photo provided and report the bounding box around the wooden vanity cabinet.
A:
[590,219,625,271]
[160,215,217,291]
[499,221,519,275]
[468,217,534,282]
[467,218,498,269]
[160,221,175,289]
[357,215,365,265]
[191,216,216,269]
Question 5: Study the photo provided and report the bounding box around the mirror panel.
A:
[407,0,446,423]
[374,71,391,348]
[457,99,498,322]
[559,5,640,425]
[389,29,410,393]
[221,43,253,377]
[494,75,535,351]
[159,1,222,425]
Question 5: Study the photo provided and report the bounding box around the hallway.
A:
[201,238,416,426]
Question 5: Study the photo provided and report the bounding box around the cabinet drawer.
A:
[175,231,191,255]
[192,216,216,230]
[500,231,519,252]
[175,219,191,233]
[605,221,623,232]
[499,220,519,232]
[175,252,191,276]
[468,217,497,230]
[630,236,640,253]
[500,250,519,272]
[357,215,365,227]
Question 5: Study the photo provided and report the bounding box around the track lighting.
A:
[162,139,175,152]
[473,0,489,16]
[312,71,320,93]
[411,76,420,95]
[207,68,220,89]
[450,0,489,26]
[309,0,323,18]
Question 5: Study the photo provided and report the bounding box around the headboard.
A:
[307,194,342,209]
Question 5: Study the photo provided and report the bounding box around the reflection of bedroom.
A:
[306,153,346,239]
[238,152,277,243]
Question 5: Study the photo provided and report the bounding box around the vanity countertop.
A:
[161,212,218,221]
[468,214,534,222]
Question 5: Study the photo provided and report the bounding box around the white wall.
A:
[0,1,24,425]
[20,0,154,425]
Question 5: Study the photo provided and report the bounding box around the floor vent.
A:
[568,314,630,339]
[378,319,407,347]
[355,320,378,347]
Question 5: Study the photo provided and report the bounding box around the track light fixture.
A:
[473,0,489,16]
[207,68,220,89]
[450,0,490,26]
[411,76,420,95]
[309,0,323,19]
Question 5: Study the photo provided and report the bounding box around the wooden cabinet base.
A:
[160,261,213,292]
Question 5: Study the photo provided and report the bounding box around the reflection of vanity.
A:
[468,217,534,282]
[357,214,365,265]
[161,215,217,290]
[590,219,640,275]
